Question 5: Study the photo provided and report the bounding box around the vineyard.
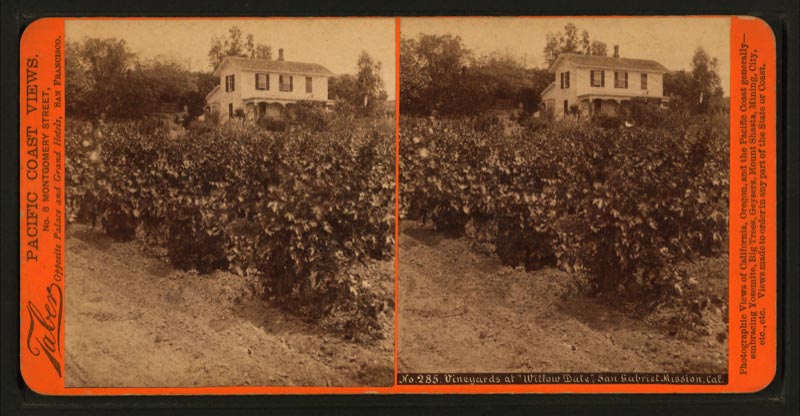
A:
[66,117,395,342]
[400,109,729,331]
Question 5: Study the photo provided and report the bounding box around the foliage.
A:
[66,120,394,340]
[328,52,388,118]
[401,115,728,300]
[66,38,216,122]
[664,47,726,115]
[208,26,273,69]
[287,101,329,132]
[400,34,555,117]
[543,22,608,66]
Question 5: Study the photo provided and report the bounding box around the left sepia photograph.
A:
[63,18,396,388]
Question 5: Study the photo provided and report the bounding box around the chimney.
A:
[613,45,619,58]
[278,48,284,62]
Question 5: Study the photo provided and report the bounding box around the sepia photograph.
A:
[63,18,396,387]
[398,17,730,376]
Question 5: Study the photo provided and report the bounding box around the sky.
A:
[66,18,397,99]
[66,17,732,99]
[401,17,731,95]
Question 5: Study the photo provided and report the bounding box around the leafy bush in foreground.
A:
[401,114,728,299]
[66,120,394,340]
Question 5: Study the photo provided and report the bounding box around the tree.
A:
[66,37,134,118]
[208,26,273,69]
[329,52,387,117]
[543,22,608,66]
[356,52,388,117]
[399,37,432,116]
[400,34,478,116]
[664,47,725,114]
[67,37,216,122]
[690,47,725,113]
[329,73,360,114]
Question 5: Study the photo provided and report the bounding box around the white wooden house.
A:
[205,48,335,121]
[541,46,670,118]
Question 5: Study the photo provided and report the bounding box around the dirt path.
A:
[65,224,393,388]
[398,222,727,374]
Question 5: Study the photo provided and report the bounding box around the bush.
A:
[400,115,728,299]
[619,99,668,128]
[289,101,329,132]
[257,117,288,132]
[66,119,394,340]
[593,113,623,129]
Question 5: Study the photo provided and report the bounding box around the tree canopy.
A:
[208,26,273,69]
[664,47,726,114]
[329,51,387,117]
[400,33,551,117]
[66,37,216,121]
[543,23,608,66]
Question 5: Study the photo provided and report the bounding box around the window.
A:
[559,71,570,89]
[225,74,235,92]
[591,70,605,87]
[563,100,569,115]
[256,73,269,90]
[279,74,293,92]
[228,103,233,117]
[614,71,628,88]
[640,73,648,90]
[306,76,313,93]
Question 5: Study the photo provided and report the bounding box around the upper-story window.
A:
[591,70,605,87]
[614,71,628,88]
[279,75,293,92]
[256,73,269,91]
[640,73,648,90]
[559,71,570,89]
[306,76,313,93]
[225,74,235,92]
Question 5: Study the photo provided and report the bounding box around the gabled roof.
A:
[213,56,336,77]
[549,53,670,73]
[205,85,220,101]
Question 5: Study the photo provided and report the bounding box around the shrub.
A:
[257,117,288,132]
[400,114,728,299]
[66,119,394,340]
[289,101,330,132]
[593,113,623,129]
[619,99,668,128]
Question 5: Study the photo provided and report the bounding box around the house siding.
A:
[210,58,333,122]
[542,59,666,119]
[574,68,663,98]
[239,70,329,102]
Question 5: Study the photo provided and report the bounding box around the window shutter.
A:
[601,70,605,87]
[624,72,628,88]
[290,76,293,92]
[231,75,235,92]
[266,74,270,90]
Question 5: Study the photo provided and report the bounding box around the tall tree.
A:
[543,22,608,66]
[66,38,134,118]
[400,34,478,116]
[356,51,388,117]
[664,47,725,114]
[208,26,273,69]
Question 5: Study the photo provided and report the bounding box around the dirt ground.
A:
[65,224,393,388]
[398,221,728,374]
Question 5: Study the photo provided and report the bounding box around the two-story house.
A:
[540,46,670,118]
[205,48,336,121]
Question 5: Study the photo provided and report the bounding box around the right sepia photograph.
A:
[398,17,731,380]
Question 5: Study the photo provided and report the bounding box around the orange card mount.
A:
[19,15,777,395]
